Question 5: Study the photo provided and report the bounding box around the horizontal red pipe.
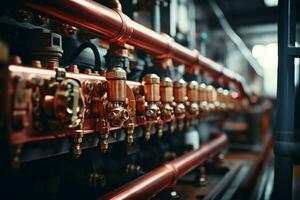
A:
[99,132,228,200]
[20,0,249,97]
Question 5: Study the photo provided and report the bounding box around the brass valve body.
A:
[143,74,160,102]
[160,77,173,103]
[105,67,129,127]
[187,81,199,102]
[173,79,187,103]
[106,67,127,102]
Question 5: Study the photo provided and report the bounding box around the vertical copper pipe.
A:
[98,133,228,200]
[20,0,249,97]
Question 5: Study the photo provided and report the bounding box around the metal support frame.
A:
[274,0,299,199]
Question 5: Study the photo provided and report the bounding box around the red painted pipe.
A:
[98,133,228,200]
[20,0,249,97]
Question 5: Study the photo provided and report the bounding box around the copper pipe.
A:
[99,132,228,200]
[20,0,249,97]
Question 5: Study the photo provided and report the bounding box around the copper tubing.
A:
[20,0,249,97]
[99,132,228,200]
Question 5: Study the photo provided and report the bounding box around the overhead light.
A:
[264,0,278,7]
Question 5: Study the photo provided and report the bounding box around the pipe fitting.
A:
[173,79,187,119]
[160,77,174,121]
[206,85,217,112]
[187,81,199,116]
[105,67,129,127]
[199,83,209,113]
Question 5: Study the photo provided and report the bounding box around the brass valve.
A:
[143,74,161,140]
[53,79,84,128]
[160,77,174,121]
[187,81,199,116]
[97,67,130,152]
[199,83,209,113]
[206,85,217,112]
[49,77,84,157]
[173,79,187,119]
[105,67,129,127]
[222,89,229,110]
[216,87,224,111]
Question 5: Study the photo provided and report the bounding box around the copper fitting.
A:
[198,83,207,102]
[126,122,134,145]
[52,79,84,128]
[99,127,109,152]
[173,79,187,103]
[161,103,174,121]
[222,89,229,110]
[206,85,217,112]
[69,64,79,73]
[106,102,129,126]
[143,74,160,102]
[187,81,199,116]
[160,77,174,122]
[106,67,127,101]
[216,87,224,111]
[174,103,186,120]
[108,44,128,57]
[198,83,209,113]
[229,91,238,110]
[173,79,187,120]
[32,60,42,68]
[47,61,58,70]
[187,81,199,102]
[157,122,163,138]
[144,103,160,121]
[160,77,173,103]
[105,67,129,127]
[10,55,22,65]
[145,123,152,141]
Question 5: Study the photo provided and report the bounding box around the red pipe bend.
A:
[20,0,250,97]
[98,133,228,200]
